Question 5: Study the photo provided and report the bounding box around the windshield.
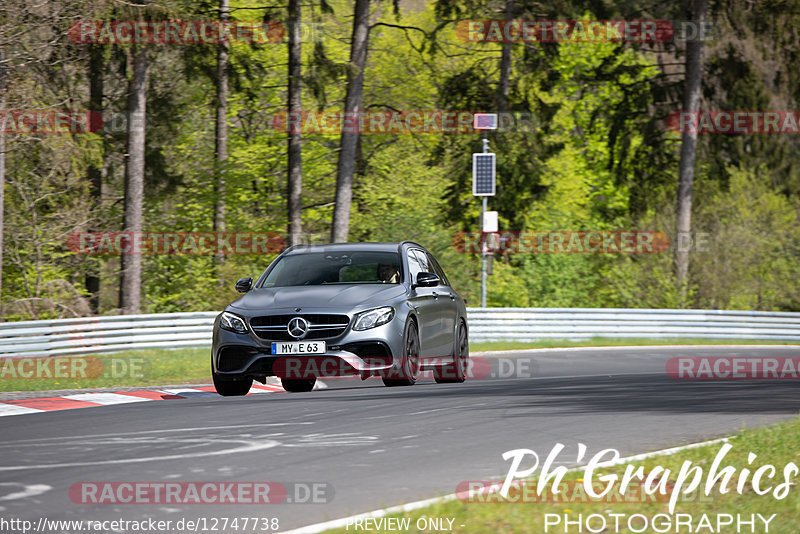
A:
[260,251,403,287]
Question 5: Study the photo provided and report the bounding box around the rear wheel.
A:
[434,320,468,384]
[281,378,316,392]
[212,373,253,396]
[383,320,420,387]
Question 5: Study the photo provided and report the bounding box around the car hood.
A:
[228,284,407,313]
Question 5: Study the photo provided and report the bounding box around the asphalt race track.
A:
[2,345,800,532]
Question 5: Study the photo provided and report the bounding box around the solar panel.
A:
[472,153,496,196]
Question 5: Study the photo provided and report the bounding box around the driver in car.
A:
[378,263,399,283]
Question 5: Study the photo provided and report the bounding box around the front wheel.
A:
[383,319,420,387]
[281,378,316,392]
[213,373,253,396]
[434,320,468,384]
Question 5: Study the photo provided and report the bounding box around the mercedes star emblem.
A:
[287,317,309,339]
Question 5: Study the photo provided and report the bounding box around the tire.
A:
[434,320,468,384]
[281,378,316,392]
[212,373,253,396]
[383,319,420,387]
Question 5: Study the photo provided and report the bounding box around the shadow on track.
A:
[282,374,800,415]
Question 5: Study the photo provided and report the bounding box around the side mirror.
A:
[235,277,253,293]
[415,272,440,288]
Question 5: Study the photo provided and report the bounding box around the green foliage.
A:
[691,165,800,310]
[349,140,480,302]
[2,0,799,319]
[515,254,605,307]
[485,260,530,307]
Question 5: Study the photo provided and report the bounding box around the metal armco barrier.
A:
[0,312,218,358]
[467,308,800,342]
[1,308,799,358]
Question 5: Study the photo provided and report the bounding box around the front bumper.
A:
[212,313,406,379]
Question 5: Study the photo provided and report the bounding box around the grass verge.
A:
[0,338,796,392]
[471,338,798,352]
[318,415,800,533]
[0,347,209,392]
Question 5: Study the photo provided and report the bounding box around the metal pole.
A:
[481,196,487,308]
[480,134,489,308]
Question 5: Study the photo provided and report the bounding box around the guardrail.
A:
[1,308,799,358]
[0,312,218,358]
[466,308,800,342]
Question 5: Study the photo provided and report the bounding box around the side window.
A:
[426,253,450,286]
[411,249,431,273]
[407,250,424,283]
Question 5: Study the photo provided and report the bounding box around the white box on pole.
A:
[482,211,498,232]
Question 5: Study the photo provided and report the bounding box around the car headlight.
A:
[219,311,248,334]
[353,307,395,331]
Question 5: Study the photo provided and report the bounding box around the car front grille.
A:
[249,314,350,341]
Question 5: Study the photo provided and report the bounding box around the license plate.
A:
[271,341,326,355]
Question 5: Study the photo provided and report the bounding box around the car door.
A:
[426,251,459,355]
[410,249,453,358]
[406,248,438,359]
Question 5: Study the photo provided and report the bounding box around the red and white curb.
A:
[0,382,291,418]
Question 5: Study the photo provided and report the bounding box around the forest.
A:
[1,0,799,320]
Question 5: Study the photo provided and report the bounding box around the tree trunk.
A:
[330,0,370,243]
[119,44,147,314]
[214,0,229,246]
[674,0,707,299]
[496,0,513,114]
[0,50,6,318]
[287,0,303,246]
[85,44,104,314]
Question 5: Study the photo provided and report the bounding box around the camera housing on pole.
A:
[473,113,498,130]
